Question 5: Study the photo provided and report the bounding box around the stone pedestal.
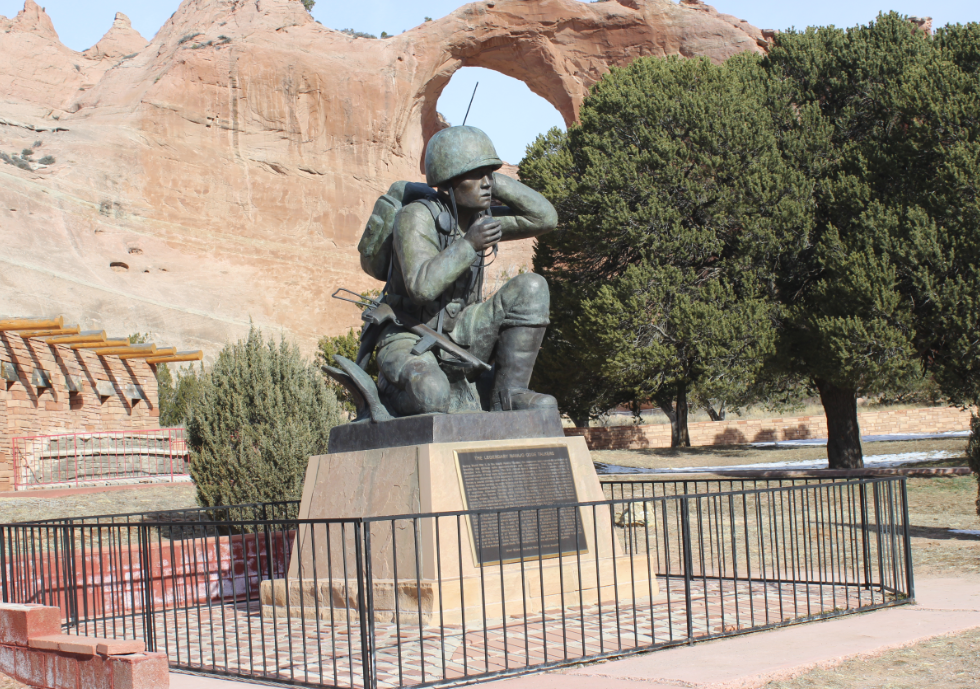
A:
[260,412,659,626]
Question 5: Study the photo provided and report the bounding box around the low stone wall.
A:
[0,602,167,688]
[566,406,973,451]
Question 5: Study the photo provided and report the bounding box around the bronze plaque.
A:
[455,445,587,566]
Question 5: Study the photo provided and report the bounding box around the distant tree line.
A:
[521,13,980,469]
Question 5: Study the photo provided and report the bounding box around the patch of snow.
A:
[949,529,980,536]
[595,450,959,475]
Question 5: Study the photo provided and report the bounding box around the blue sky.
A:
[2,0,977,162]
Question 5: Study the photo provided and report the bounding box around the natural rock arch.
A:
[0,0,766,357]
[412,0,766,171]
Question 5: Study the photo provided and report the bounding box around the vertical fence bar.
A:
[358,520,376,689]
[899,478,914,600]
[680,497,694,642]
[138,524,156,652]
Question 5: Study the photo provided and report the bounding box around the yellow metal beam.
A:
[71,339,129,350]
[0,316,64,332]
[19,326,81,338]
[117,347,175,360]
[146,351,204,365]
[47,331,106,345]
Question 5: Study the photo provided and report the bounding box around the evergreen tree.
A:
[764,14,980,467]
[522,54,805,444]
[522,129,632,427]
[188,326,342,507]
[157,363,203,427]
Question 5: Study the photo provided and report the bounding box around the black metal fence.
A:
[0,477,912,688]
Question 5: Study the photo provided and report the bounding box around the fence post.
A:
[0,527,7,603]
[859,482,871,590]
[138,525,156,651]
[355,520,376,689]
[262,503,275,583]
[899,478,915,601]
[62,524,79,631]
[680,497,694,642]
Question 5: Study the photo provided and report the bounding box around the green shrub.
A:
[156,363,202,427]
[38,156,55,166]
[341,28,376,39]
[302,0,315,11]
[187,326,341,508]
[968,415,980,517]
[178,33,201,44]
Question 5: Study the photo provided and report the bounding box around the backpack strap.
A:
[412,197,455,334]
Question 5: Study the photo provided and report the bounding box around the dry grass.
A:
[762,626,980,688]
[906,474,980,576]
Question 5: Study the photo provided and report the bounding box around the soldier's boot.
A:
[491,326,558,412]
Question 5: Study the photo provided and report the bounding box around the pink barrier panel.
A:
[11,428,189,490]
[4,529,295,619]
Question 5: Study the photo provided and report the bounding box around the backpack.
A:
[358,181,443,281]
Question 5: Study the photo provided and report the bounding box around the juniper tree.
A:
[522,54,806,445]
[187,326,342,507]
[764,14,980,467]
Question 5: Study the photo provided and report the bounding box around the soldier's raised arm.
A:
[394,204,477,306]
[490,172,558,241]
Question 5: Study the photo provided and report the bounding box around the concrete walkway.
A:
[169,576,980,689]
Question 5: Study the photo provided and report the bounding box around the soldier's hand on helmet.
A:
[464,216,502,252]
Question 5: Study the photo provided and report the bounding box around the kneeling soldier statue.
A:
[327,126,559,421]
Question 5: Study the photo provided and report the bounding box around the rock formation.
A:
[0,0,766,358]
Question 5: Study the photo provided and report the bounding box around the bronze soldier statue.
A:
[328,126,558,420]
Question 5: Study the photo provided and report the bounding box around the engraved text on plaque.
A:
[455,445,587,566]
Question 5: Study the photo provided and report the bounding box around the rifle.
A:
[332,288,490,372]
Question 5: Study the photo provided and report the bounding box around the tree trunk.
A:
[674,381,691,447]
[570,412,589,429]
[705,399,726,422]
[659,384,691,448]
[816,380,863,469]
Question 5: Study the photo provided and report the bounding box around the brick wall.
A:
[0,333,161,491]
[566,406,974,451]
[0,602,168,688]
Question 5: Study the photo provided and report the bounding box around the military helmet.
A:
[424,126,503,188]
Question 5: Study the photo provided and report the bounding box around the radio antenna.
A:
[462,82,479,126]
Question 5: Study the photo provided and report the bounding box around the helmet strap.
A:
[448,186,460,235]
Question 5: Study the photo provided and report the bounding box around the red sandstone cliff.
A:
[0,0,765,357]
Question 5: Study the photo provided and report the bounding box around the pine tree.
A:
[188,326,342,507]
[764,14,980,467]
[522,54,805,444]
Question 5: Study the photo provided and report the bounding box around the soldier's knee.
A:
[405,361,450,413]
[505,272,549,316]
